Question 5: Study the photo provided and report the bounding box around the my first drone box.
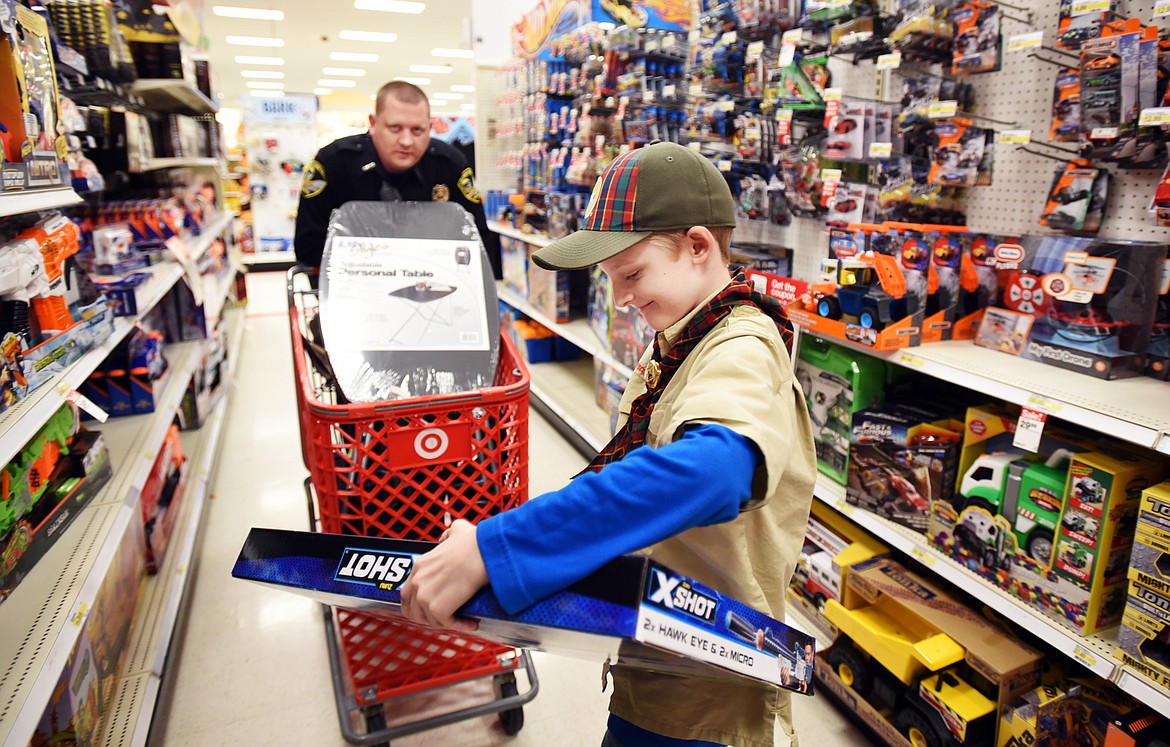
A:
[233,528,818,693]
[975,236,1163,379]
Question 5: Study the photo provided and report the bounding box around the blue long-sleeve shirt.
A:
[476,423,761,614]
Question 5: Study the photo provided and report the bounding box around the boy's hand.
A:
[400,519,486,632]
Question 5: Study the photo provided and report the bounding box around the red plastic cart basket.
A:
[287,266,537,745]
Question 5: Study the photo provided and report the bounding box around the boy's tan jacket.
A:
[607,295,818,747]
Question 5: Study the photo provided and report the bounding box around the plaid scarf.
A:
[584,270,793,474]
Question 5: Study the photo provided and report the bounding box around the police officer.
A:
[294,80,502,278]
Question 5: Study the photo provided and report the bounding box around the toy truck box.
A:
[974,236,1164,379]
[1010,448,1168,636]
[788,502,888,638]
[1,427,111,602]
[1135,481,1170,543]
[997,683,1081,747]
[1115,579,1170,692]
[846,407,962,532]
[233,528,819,694]
[818,557,1042,747]
[794,335,889,484]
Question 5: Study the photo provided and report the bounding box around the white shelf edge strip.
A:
[1115,669,1170,720]
[496,284,634,380]
[491,222,552,248]
[0,188,82,218]
[812,479,1119,680]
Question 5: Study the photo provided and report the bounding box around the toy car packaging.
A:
[826,182,867,227]
[951,233,1001,339]
[920,228,977,343]
[889,0,955,64]
[846,406,962,533]
[1057,0,1113,53]
[795,335,889,484]
[1013,447,1169,636]
[233,528,819,693]
[823,101,866,161]
[929,117,983,188]
[1040,162,1099,232]
[1050,67,1083,143]
[973,235,1164,379]
[951,0,1000,75]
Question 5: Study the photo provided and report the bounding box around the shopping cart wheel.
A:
[362,704,390,747]
[496,675,524,735]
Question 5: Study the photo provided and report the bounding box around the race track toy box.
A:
[794,335,889,485]
[233,528,818,693]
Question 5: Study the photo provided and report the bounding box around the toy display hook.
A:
[1014,141,1082,163]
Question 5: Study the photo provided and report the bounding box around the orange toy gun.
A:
[17,215,81,336]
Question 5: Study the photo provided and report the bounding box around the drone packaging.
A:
[973,236,1164,379]
[319,201,500,401]
[233,527,818,694]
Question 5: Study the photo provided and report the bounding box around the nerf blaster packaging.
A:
[233,528,818,694]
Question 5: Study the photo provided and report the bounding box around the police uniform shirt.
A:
[294,132,502,277]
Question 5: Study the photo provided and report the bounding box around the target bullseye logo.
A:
[414,428,449,460]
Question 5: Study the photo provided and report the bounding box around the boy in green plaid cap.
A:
[403,141,817,747]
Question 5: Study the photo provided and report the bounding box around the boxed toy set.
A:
[818,557,1042,747]
[233,527,818,693]
[140,421,186,574]
[974,236,1164,380]
[787,503,888,637]
[846,406,962,533]
[794,335,888,485]
[1115,577,1170,692]
[1,412,111,602]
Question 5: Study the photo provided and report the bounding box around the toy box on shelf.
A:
[973,236,1164,380]
[928,402,1093,590]
[1012,447,1168,636]
[592,357,624,433]
[786,224,926,351]
[0,0,70,193]
[178,318,228,430]
[1115,571,1170,692]
[501,236,529,299]
[586,266,653,369]
[30,509,145,746]
[787,502,888,638]
[818,557,1042,747]
[140,420,185,574]
[1000,675,1140,747]
[1104,706,1169,747]
[845,406,962,533]
[794,335,888,485]
[0,411,112,602]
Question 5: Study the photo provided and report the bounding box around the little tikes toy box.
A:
[233,528,818,693]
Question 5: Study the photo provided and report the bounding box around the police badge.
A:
[432,184,450,202]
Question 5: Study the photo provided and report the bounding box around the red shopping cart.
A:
[287,266,538,745]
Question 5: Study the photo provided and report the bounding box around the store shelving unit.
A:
[128,79,217,116]
[492,221,552,248]
[0,188,82,218]
[241,252,296,267]
[131,156,221,174]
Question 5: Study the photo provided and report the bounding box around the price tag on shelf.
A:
[910,547,937,568]
[782,28,803,44]
[838,501,856,516]
[747,41,765,55]
[718,160,733,172]
[1090,127,1119,139]
[717,100,736,112]
[779,44,796,67]
[644,90,655,103]
[1007,31,1043,51]
[928,100,958,119]
[1013,408,1048,453]
[663,84,676,98]
[1073,646,1098,668]
[1139,107,1170,127]
[868,142,893,159]
[876,52,902,69]
[898,352,925,368]
[689,83,703,98]
[1071,0,1110,15]
[823,87,843,101]
[1024,394,1063,415]
[688,141,703,151]
[72,602,89,627]
[1157,0,1170,16]
[722,30,738,45]
[65,389,109,423]
[997,129,1032,144]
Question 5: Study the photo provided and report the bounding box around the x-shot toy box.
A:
[818,558,1042,747]
[1011,448,1168,636]
[233,528,819,693]
[974,236,1164,379]
[794,335,888,485]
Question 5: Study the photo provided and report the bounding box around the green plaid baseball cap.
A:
[531,141,737,271]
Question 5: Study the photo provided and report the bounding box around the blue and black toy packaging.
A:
[233,528,817,693]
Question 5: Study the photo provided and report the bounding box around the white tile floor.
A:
[151,271,874,747]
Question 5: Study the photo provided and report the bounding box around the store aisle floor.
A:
[151,270,874,747]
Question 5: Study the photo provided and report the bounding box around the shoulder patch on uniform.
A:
[301,159,327,198]
[456,167,481,204]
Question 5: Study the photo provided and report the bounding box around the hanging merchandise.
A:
[242,94,318,255]
[779,142,826,217]
[1056,0,1114,52]
[950,0,1000,75]
[1050,67,1082,143]
[888,0,954,64]
[1040,161,1101,232]
[928,117,985,188]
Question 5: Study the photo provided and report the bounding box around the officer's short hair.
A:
[375,81,430,114]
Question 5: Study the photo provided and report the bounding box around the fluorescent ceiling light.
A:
[246,81,284,89]
[339,30,398,42]
[323,67,366,76]
[394,76,431,85]
[432,47,473,58]
[451,84,475,92]
[234,55,283,65]
[226,35,284,47]
[354,0,424,12]
[331,52,379,62]
[253,90,285,98]
[432,92,463,100]
[410,64,452,74]
[314,88,333,95]
[318,79,358,87]
[213,5,284,20]
[461,103,475,110]
[241,70,285,79]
